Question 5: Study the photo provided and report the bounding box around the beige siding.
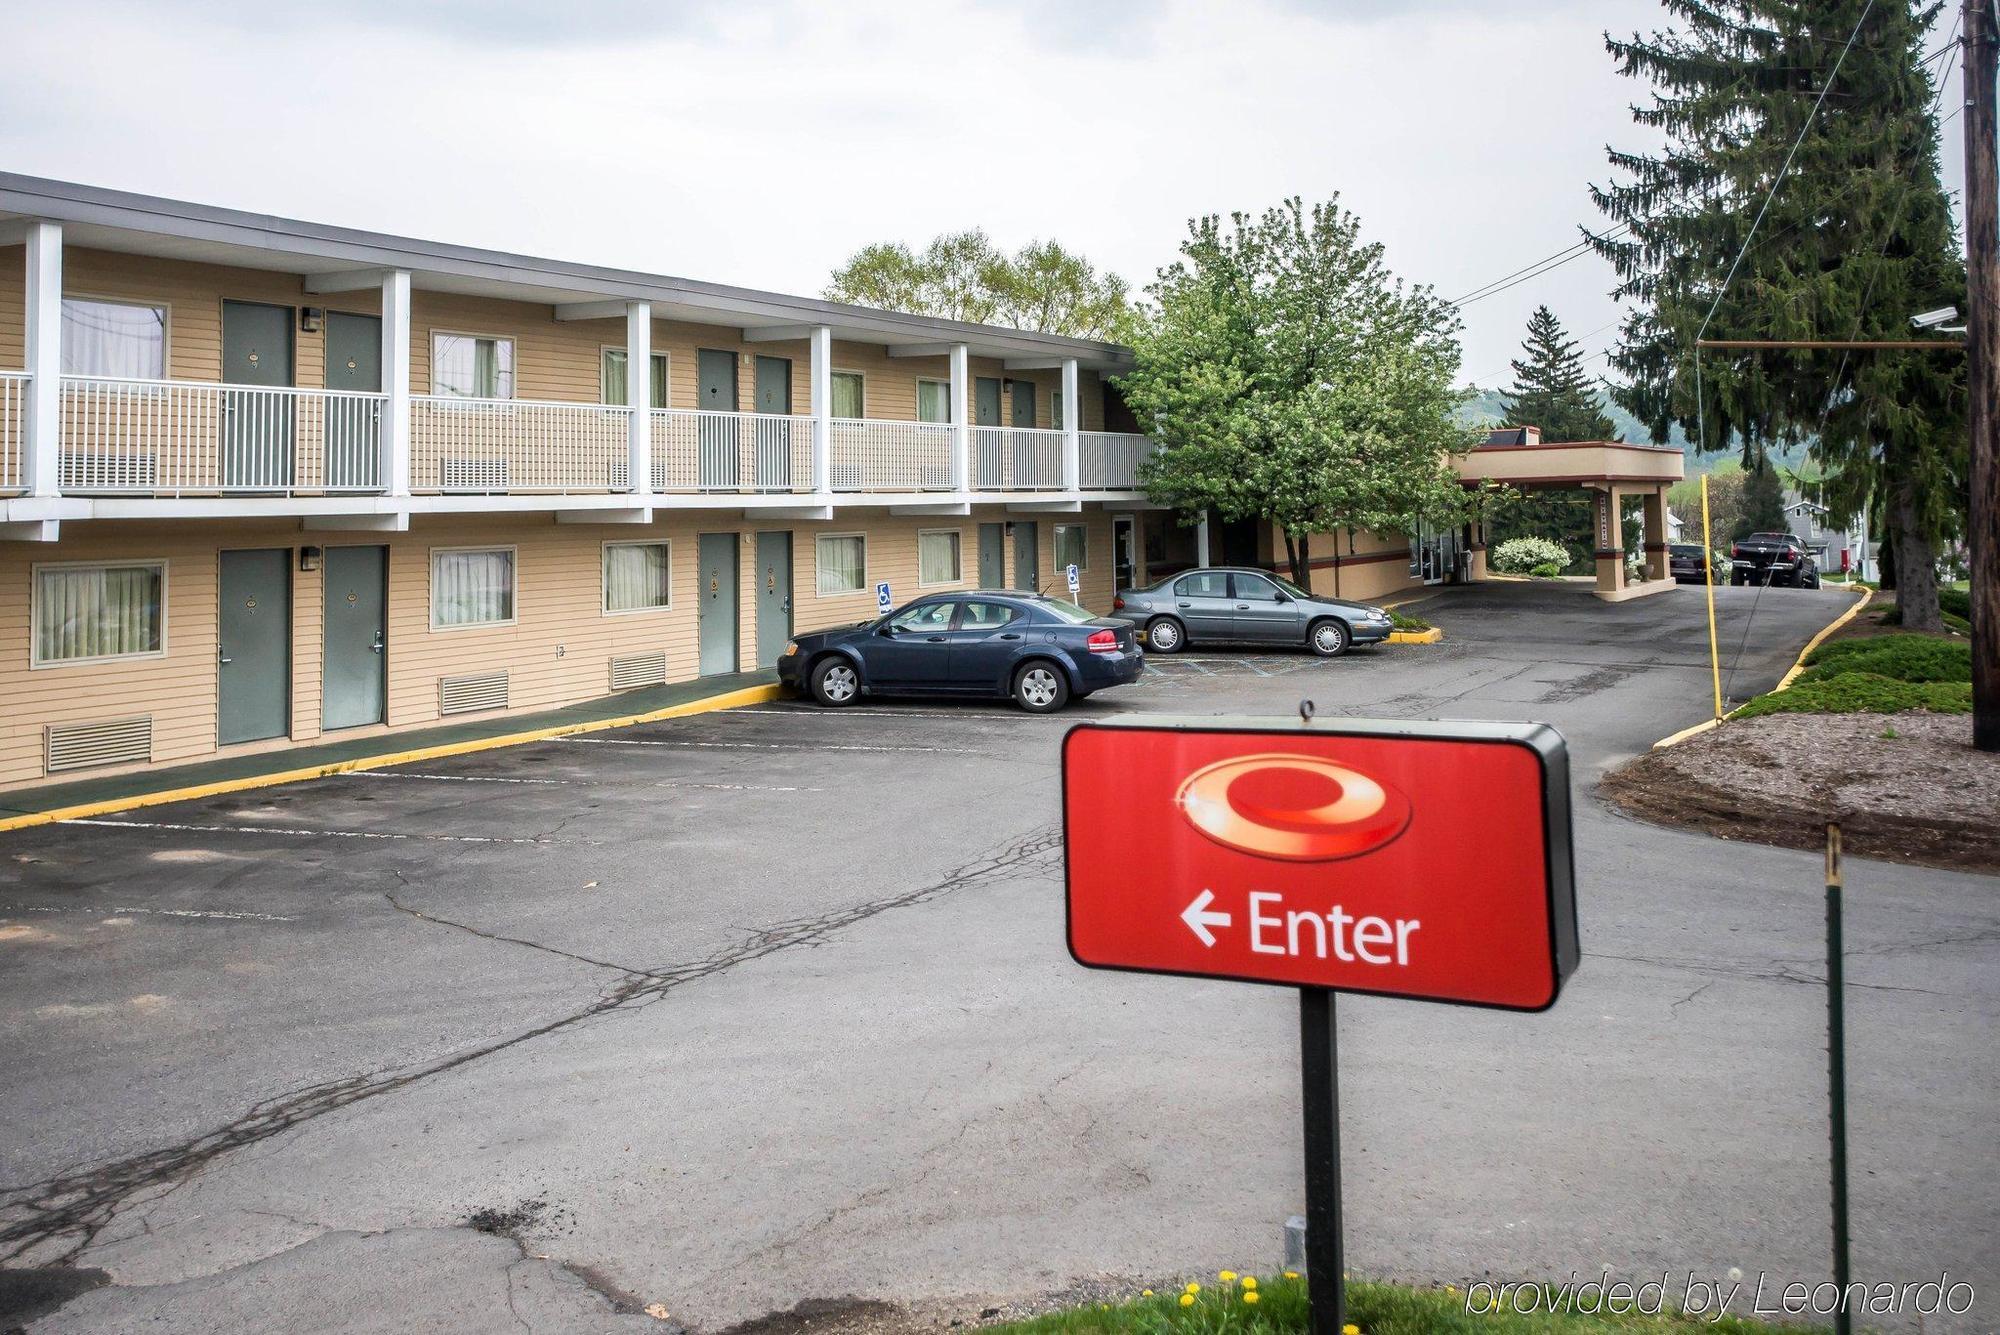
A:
[1301,525,1423,603]
[0,508,1125,792]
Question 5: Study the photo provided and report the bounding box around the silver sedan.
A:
[1110,567,1394,656]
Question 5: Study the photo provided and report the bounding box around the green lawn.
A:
[1731,632,1972,719]
[991,1274,1819,1335]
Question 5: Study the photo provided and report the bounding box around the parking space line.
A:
[652,781,826,792]
[355,771,573,785]
[63,817,565,846]
[567,737,980,755]
[1,903,298,923]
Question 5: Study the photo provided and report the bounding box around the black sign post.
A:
[1826,823,1852,1335]
[1299,987,1345,1334]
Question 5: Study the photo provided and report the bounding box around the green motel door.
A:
[221,300,296,490]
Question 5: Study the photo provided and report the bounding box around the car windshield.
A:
[1037,598,1099,624]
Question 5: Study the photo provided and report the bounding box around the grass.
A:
[1732,632,1973,719]
[990,1273,1816,1335]
[1388,611,1431,632]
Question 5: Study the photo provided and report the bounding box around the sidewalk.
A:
[0,669,780,828]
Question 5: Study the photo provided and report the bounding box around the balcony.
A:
[8,376,1158,510]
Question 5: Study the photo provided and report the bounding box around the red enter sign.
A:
[1063,717,1579,1011]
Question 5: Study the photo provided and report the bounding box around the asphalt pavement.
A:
[1,579,1993,1333]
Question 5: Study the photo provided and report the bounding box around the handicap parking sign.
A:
[875,581,893,615]
[1065,563,1080,596]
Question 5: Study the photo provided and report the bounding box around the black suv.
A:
[1730,532,1822,588]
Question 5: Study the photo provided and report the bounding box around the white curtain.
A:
[433,549,515,625]
[817,535,863,593]
[604,543,669,612]
[602,351,668,408]
[917,380,950,424]
[434,336,513,399]
[1057,525,1086,571]
[831,372,865,419]
[919,531,959,585]
[36,565,163,662]
[61,300,166,379]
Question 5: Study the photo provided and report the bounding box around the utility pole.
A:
[1967,0,2000,751]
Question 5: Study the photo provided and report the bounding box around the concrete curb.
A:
[0,683,784,834]
[1387,628,1443,645]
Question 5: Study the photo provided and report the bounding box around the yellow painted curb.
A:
[0,683,784,835]
[1387,628,1443,645]
[1651,584,1873,746]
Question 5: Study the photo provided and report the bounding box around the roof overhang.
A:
[1457,440,1686,489]
[0,174,1135,375]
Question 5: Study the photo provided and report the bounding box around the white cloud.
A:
[5,0,1954,387]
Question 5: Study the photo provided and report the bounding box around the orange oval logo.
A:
[1176,753,1411,861]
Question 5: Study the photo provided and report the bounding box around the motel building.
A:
[0,176,1679,795]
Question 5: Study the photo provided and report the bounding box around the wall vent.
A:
[46,716,153,774]
[440,457,509,492]
[609,651,667,692]
[60,452,161,490]
[439,670,509,716]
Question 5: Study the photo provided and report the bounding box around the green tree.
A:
[1501,306,1617,442]
[825,232,1130,339]
[1735,456,1789,542]
[1590,0,1967,630]
[1120,197,1474,585]
[1667,460,1747,551]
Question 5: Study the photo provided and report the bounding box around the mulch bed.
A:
[1600,711,2000,873]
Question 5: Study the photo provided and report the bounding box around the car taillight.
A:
[1732,545,1743,557]
[1112,595,1126,610]
[1087,628,1119,654]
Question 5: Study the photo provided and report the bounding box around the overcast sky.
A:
[2,0,1967,386]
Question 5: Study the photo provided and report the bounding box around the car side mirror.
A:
[879,623,899,636]
[1273,591,1291,603]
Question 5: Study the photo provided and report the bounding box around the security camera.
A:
[1910,306,1960,329]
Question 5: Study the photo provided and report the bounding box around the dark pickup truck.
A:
[1730,531,1822,588]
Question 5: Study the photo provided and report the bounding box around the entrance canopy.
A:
[1458,427,1687,602]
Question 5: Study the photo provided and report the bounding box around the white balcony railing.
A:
[653,408,813,493]
[973,426,1065,491]
[59,376,388,495]
[0,371,25,494]
[831,418,955,492]
[411,395,632,494]
[1080,431,1154,490]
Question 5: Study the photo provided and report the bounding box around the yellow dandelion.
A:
[1219,1271,1237,1282]
[1180,1293,1196,1308]
[1343,1325,1360,1335]
[1244,1291,1260,1305]
[1185,1282,1201,1295]
[1141,1290,1153,1298]
[1242,1277,1257,1291]
[1284,1271,1300,1280]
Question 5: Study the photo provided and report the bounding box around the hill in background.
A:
[1456,384,1810,473]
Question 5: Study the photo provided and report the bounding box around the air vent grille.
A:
[46,716,153,773]
[439,670,508,715]
[440,458,509,492]
[609,651,667,691]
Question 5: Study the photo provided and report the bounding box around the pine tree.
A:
[1735,457,1789,542]
[1501,306,1617,441]
[1590,0,1967,630]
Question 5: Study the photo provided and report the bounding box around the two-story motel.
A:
[0,176,1680,794]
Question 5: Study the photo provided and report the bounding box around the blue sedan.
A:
[776,591,1143,712]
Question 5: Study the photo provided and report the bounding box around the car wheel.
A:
[1806,570,1821,589]
[1012,661,1070,713]
[1308,618,1350,658]
[1145,616,1186,654]
[810,657,861,707]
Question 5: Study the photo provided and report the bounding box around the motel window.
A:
[61,299,166,380]
[603,541,671,614]
[601,349,670,409]
[32,561,166,667]
[1051,391,1064,431]
[1055,524,1087,572]
[816,534,865,595]
[432,333,515,400]
[916,379,951,424]
[831,371,865,419]
[431,547,517,628]
[918,530,961,586]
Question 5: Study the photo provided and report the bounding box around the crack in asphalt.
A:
[0,823,1063,1266]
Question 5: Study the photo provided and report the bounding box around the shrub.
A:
[1389,611,1430,631]
[1491,536,1570,574]
[1528,561,1563,579]
[1733,672,1972,719]
[1801,634,1971,685]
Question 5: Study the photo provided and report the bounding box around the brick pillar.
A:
[1643,486,1671,581]
[1593,486,1625,595]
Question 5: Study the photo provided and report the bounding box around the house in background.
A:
[1783,488,1871,578]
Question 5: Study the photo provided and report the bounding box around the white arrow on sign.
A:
[1181,889,1231,947]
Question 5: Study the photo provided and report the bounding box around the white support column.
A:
[811,324,833,497]
[23,221,62,498]
[1061,357,1081,492]
[950,342,970,492]
[1195,513,1211,566]
[380,270,412,497]
[626,300,652,498]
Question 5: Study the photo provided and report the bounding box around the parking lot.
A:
[2,581,1995,1333]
